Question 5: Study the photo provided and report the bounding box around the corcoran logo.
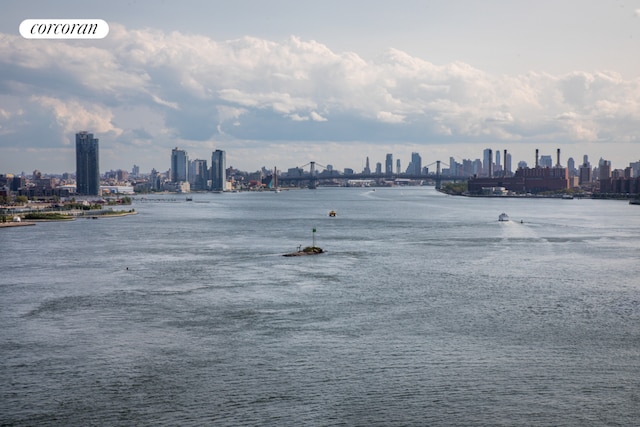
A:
[19,19,109,39]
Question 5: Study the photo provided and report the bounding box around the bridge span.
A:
[272,161,469,189]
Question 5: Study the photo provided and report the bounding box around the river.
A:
[1,187,639,426]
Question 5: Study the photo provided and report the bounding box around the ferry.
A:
[498,213,509,222]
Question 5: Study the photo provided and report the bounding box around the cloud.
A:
[0,24,639,172]
[34,96,122,140]
[377,111,406,124]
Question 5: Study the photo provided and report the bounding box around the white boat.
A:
[498,213,509,222]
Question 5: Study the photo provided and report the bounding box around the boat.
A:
[328,210,336,217]
[630,199,640,205]
[498,213,509,222]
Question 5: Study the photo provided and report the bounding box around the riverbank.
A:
[0,221,36,228]
[1,210,138,228]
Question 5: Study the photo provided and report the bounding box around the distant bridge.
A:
[273,160,470,189]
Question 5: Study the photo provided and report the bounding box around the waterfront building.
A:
[75,131,100,195]
[211,149,226,191]
[189,159,208,191]
[468,149,569,194]
[375,162,382,175]
[171,147,188,183]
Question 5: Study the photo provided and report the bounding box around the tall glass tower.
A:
[211,149,226,191]
[411,152,422,175]
[75,131,100,195]
[385,153,393,176]
[171,147,188,182]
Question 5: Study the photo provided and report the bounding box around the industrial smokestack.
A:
[556,148,561,168]
[535,149,539,168]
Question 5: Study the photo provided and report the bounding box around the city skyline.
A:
[1,1,640,173]
[0,142,637,178]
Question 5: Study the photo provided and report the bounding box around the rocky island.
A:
[283,246,324,257]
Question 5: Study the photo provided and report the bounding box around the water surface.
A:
[1,187,639,425]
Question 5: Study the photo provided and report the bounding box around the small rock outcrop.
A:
[283,246,324,257]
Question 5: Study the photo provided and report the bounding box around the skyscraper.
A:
[171,147,188,182]
[211,149,226,191]
[567,157,576,177]
[410,152,422,175]
[579,156,592,185]
[482,148,492,177]
[189,159,208,191]
[483,148,493,177]
[75,131,100,195]
[385,153,393,176]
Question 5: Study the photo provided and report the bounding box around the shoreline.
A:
[0,221,36,228]
[1,210,138,228]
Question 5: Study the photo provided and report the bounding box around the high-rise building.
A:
[540,155,553,168]
[363,157,371,174]
[171,147,188,182]
[75,131,100,195]
[410,152,422,175]
[579,156,592,185]
[483,148,492,177]
[385,154,393,176]
[599,160,611,180]
[211,149,226,191]
[189,159,208,191]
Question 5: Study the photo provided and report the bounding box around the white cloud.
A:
[377,111,406,124]
[33,96,122,140]
[309,111,327,122]
[1,23,639,172]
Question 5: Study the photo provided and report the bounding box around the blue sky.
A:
[1,0,640,174]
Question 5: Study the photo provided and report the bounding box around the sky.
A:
[1,0,640,175]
